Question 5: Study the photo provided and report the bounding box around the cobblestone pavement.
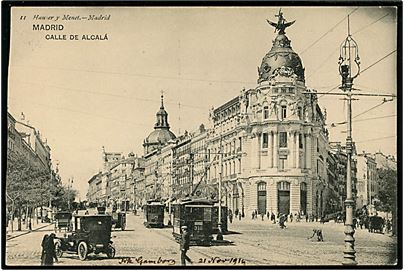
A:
[5,214,397,266]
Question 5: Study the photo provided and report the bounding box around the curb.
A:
[6,223,52,241]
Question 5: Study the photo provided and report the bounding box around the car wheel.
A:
[106,245,115,259]
[78,242,88,261]
[55,241,63,258]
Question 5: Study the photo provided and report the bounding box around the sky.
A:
[7,6,398,200]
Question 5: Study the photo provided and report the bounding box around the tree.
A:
[6,152,60,230]
[376,167,397,235]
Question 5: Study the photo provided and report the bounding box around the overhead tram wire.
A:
[316,49,397,100]
[307,13,389,81]
[10,64,256,86]
[359,50,397,75]
[352,13,390,35]
[10,79,208,111]
[300,7,359,55]
[330,114,396,128]
[355,135,396,143]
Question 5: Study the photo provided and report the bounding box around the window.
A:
[258,182,267,191]
[297,106,302,120]
[239,137,242,151]
[317,138,319,152]
[279,132,287,148]
[262,133,268,148]
[281,105,287,120]
[299,134,303,149]
[277,181,290,191]
[263,106,269,119]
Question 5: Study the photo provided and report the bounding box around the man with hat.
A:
[180,225,192,265]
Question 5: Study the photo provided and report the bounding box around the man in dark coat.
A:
[180,226,192,266]
[42,233,58,266]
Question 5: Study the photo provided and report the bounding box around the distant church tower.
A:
[143,95,176,155]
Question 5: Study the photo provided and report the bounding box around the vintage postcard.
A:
[4,4,399,267]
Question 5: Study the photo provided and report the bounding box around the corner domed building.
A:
[206,11,339,219]
[143,95,176,155]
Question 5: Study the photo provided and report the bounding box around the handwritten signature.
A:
[198,257,246,265]
[118,256,175,265]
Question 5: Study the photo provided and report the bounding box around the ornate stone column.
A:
[296,133,300,168]
[250,134,256,170]
[287,132,294,169]
[269,132,273,168]
[257,133,261,169]
[305,134,312,169]
[273,131,278,168]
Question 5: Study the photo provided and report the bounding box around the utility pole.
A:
[189,153,194,196]
[338,15,360,266]
[168,148,174,226]
[299,15,396,266]
[217,135,224,241]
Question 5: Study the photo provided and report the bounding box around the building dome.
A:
[145,129,176,145]
[258,12,305,83]
[143,95,176,154]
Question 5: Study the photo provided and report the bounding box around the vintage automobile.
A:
[54,211,73,232]
[143,200,165,228]
[172,199,214,245]
[54,214,115,260]
[368,215,384,233]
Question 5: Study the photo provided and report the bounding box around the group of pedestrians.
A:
[228,209,242,223]
[40,233,58,266]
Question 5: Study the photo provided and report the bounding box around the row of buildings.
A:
[86,13,396,217]
[7,112,54,172]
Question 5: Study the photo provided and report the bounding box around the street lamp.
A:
[338,15,360,266]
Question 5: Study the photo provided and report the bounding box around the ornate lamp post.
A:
[338,15,360,266]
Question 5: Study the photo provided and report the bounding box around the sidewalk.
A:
[6,220,53,240]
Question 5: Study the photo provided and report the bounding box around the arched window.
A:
[257,182,267,215]
[277,181,290,191]
[258,182,267,191]
[300,182,307,214]
[263,106,269,119]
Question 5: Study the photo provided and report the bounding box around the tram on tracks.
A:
[172,199,214,245]
[143,200,165,228]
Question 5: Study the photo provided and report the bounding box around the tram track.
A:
[151,227,294,265]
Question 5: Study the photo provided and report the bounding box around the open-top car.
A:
[54,213,115,260]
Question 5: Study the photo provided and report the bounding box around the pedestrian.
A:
[238,212,241,221]
[42,233,58,266]
[252,211,255,220]
[267,211,270,220]
[235,208,239,217]
[308,229,324,242]
[261,213,264,221]
[271,212,275,224]
[40,234,49,265]
[28,219,32,231]
[254,209,258,219]
[180,226,192,266]
[229,212,233,224]
[289,213,293,223]
[279,214,286,229]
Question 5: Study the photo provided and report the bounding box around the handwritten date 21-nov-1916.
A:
[198,257,247,265]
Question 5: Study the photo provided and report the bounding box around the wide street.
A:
[6,214,397,266]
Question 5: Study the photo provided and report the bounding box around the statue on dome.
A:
[267,9,295,35]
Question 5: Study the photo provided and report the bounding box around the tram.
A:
[143,200,165,228]
[172,199,214,245]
